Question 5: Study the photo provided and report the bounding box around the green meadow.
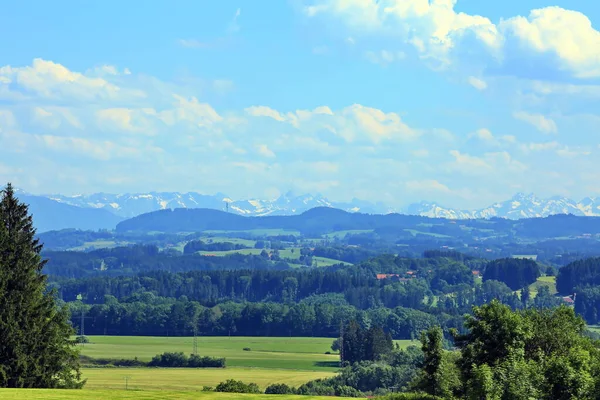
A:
[0,389,359,400]
[80,336,339,371]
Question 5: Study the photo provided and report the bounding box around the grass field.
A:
[197,247,350,267]
[70,240,130,251]
[0,389,355,400]
[81,336,339,371]
[529,275,557,297]
[404,229,451,238]
[323,230,374,239]
[203,229,301,237]
[82,367,335,391]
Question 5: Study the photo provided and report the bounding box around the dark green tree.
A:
[418,326,444,396]
[0,183,84,388]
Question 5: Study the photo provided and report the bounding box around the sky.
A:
[1,0,600,209]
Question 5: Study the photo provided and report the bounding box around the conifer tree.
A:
[0,183,84,388]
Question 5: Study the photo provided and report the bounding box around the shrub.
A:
[79,355,146,367]
[148,352,226,368]
[296,380,336,396]
[381,394,443,400]
[265,383,295,394]
[74,335,89,344]
[335,385,363,397]
[243,347,251,351]
[215,379,261,394]
[188,354,226,368]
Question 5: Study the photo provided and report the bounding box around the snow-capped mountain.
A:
[408,193,600,220]
[15,188,600,222]
[43,190,390,218]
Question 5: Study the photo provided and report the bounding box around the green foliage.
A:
[0,183,84,388]
[483,258,541,290]
[340,320,394,364]
[382,394,443,400]
[264,383,296,394]
[441,301,600,400]
[147,352,225,368]
[215,379,261,394]
[413,327,459,398]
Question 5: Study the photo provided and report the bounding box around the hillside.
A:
[116,207,600,240]
[18,194,123,232]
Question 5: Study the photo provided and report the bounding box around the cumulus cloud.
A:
[303,1,600,80]
[1,57,598,207]
[513,111,558,134]
[0,58,144,101]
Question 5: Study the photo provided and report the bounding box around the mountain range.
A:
[11,188,600,232]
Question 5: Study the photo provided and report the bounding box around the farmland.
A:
[81,368,336,391]
[80,336,339,371]
[0,389,357,400]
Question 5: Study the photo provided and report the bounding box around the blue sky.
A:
[1,0,600,209]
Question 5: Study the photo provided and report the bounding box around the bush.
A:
[79,355,146,367]
[335,385,363,397]
[188,354,226,368]
[74,335,89,344]
[381,394,443,400]
[243,347,251,351]
[148,351,188,367]
[265,383,296,394]
[148,352,226,368]
[215,379,261,394]
[296,380,336,396]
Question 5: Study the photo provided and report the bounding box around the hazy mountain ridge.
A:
[15,189,600,229]
[43,190,392,218]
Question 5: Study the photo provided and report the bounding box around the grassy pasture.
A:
[203,229,301,237]
[70,240,129,251]
[81,367,335,391]
[404,229,451,238]
[529,275,557,297]
[201,236,257,247]
[0,389,353,400]
[196,247,350,266]
[323,230,374,239]
[80,336,339,372]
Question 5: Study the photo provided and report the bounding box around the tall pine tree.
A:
[0,183,84,388]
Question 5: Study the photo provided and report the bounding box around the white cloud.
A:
[0,58,144,101]
[513,111,558,134]
[468,76,487,90]
[256,144,276,158]
[364,50,405,66]
[405,179,450,193]
[33,106,83,130]
[245,105,286,121]
[159,95,223,128]
[449,150,491,172]
[304,1,600,79]
[0,110,16,128]
[472,128,494,141]
[500,7,600,79]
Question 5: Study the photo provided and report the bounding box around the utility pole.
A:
[193,325,198,356]
[124,376,131,390]
[339,321,344,364]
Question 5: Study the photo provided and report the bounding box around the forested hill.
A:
[115,207,436,234]
[116,207,600,238]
